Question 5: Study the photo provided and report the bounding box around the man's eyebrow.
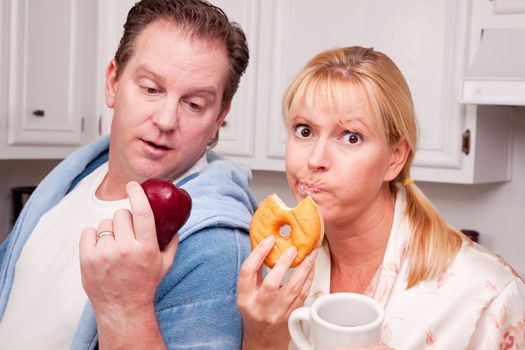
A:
[135,64,166,83]
[185,87,218,98]
[135,64,218,97]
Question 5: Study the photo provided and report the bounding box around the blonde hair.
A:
[283,46,465,288]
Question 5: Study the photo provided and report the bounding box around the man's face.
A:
[105,20,230,184]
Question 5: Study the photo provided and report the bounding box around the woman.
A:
[238,46,525,349]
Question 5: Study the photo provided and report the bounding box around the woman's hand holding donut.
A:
[237,235,318,350]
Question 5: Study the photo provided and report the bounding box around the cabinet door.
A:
[6,0,93,146]
[260,0,467,172]
[206,0,259,158]
[95,0,135,136]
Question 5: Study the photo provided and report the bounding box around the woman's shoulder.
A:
[449,240,523,294]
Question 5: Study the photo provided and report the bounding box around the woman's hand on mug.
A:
[237,235,318,349]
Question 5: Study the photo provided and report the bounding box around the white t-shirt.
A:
[0,162,129,349]
[0,156,207,349]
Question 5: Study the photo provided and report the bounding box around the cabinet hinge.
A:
[462,129,471,156]
[98,116,102,136]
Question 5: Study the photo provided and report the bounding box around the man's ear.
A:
[216,102,231,129]
[104,59,118,109]
[384,138,411,182]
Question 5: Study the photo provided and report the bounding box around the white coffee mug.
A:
[288,292,384,350]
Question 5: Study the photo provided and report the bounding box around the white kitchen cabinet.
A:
[214,0,514,184]
[99,0,514,184]
[0,0,98,159]
[205,0,260,158]
[95,0,135,136]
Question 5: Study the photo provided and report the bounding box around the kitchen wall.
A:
[0,159,61,240]
[1,109,524,276]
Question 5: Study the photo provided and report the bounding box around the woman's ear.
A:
[384,138,411,182]
[104,59,118,109]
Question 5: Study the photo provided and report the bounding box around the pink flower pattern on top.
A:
[298,189,525,350]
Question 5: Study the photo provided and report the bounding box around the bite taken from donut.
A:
[250,194,324,268]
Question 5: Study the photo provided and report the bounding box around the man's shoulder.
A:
[154,228,247,348]
[178,226,250,263]
[177,227,251,277]
[157,227,250,302]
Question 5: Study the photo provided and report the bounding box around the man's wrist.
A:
[96,303,166,350]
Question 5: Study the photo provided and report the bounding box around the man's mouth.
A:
[143,139,172,151]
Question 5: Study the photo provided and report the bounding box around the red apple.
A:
[141,178,192,250]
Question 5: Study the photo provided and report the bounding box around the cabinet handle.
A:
[32,110,45,117]
[462,129,471,155]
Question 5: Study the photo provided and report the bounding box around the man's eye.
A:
[343,131,362,144]
[294,125,311,138]
[144,86,160,95]
[188,102,202,111]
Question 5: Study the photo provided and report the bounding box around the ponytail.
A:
[402,181,465,288]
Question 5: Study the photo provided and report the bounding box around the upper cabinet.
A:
[2,0,514,183]
[0,0,98,159]
[213,0,515,184]
[202,0,260,159]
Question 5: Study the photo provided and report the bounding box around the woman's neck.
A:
[326,192,396,293]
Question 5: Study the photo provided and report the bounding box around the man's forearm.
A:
[96,304,166,350]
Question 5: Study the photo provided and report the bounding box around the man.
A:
[0,0,254,349]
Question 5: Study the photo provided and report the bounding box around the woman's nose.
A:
[307,139,330,171]
[152,100,178,132]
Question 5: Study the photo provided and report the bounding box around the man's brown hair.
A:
[115,0,249,110]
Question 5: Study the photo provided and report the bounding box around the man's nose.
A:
[152,99,179,132]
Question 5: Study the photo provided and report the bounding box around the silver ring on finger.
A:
[97,230,115,239]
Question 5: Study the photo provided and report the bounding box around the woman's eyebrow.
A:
[292,115,316,124]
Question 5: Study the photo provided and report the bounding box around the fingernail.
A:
[284,245,297,258]
[308,250,318,262]
[261,236,275,246]
[125,181,138,192]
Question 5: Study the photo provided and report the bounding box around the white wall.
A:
[251,108,525,276]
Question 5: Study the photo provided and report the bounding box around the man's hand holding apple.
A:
[79,181,181,349]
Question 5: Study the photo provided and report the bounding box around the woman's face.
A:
[285,87,406,227]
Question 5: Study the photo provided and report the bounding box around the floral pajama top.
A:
[300,191,525,350]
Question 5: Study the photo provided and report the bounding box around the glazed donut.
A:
[250,194,324,268]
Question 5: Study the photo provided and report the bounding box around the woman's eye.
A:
[294,124,311,138]
[343,131,362,144]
